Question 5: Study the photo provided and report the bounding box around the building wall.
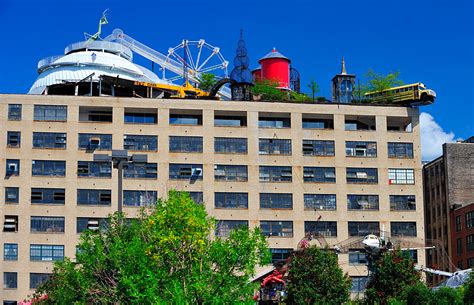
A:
[0,94,425,302]
[450,203,474,270]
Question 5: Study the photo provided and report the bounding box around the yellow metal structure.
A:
[365,82,436,105]
[134,81,210,99]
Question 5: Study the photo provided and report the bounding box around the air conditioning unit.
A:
[90,137,101,146]
[7,163,18,172]
[191,168,202,177]
[87,220,99,231]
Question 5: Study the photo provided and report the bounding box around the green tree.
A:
[353,69,403,103]
[198,73,217,91]
[286,247,351,304]
[251,79,286,101]
[307,80,320,101]
[464,271,474,304]
[34,191,270,304]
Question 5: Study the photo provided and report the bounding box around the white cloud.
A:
[420,112,457,161]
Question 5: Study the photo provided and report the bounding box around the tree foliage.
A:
[286,247,351,305]
[307,80,320,101]
[251,79,286,101]
[198,73,217,91]
[464,271,474,304]
[353,69,404,103]
[34,191,270,304]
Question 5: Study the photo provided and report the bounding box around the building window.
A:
[169,136,203,153]
[347,195,379,211]
[77,161,111,178]
[260,221,293,237]
[31,188,65,205]
[33,132,67,149]
[3,272,17,289]
[387,116,412,132]
[30,216,65,233]
[260,193,293,209]
[214,137,247,154]
[169,164,203,180]
[303,167,336,183]
[258,113,291,128]
[214,192,248,209]
[169,110,202,125]
[77,189,111,206]
[214,111,247,127]
[349,251,368,265]
[5,159,20,176]
[215,220,248,237]
[4,243,18,261]
[351,276,369,292]
[5,187,19,204]
[401,250,418,263]
[466,212,474,229]
[348,222,379,236]
[6,131,21,148]
[270,248,292,264]
[123,135,157,151]
[124,163,158,179]
[457,238,463,255]
[304,221,337,237]
[456,216,462,232]
[388,168,415,185]
[468,257,474,268]
[391,222,417,237]
[30,244,64,261]
[30,273,51,289]
[188,192,204,204]
[346,168,378,184]
[32,160,66,177]
[259,139,292,155]
[388,142,414,158]
[8,104,22,121]
[78,133,112,151]
[3,216,18,232]
[259,166,292,182]
[302,114,333,129]
[345,141,377,157]
[34,105,67,121]
[390,195,416,211]
[467,235,474,252]
[214,165,248,182]
[304,194,336,211]
[344,115,376,131]
[79,106,112,122]
[77,217,108,233]
[302,140,335,156]
[124,110,157,124]
[123,190,157,207]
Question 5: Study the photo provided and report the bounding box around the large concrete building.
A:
[0,93,426,302]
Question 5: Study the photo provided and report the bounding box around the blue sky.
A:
[0,0,472,158]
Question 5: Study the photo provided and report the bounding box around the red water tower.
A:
[252,67,262,82]
[259,48,291,90]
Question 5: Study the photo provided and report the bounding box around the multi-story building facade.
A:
[424,138,474,285]
[1,94,425,302]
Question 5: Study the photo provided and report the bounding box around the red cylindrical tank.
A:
[252,67,262,82]
[259,48,291,89]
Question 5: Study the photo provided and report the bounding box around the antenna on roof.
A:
[84,9,109,43]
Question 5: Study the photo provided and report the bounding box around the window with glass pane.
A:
[4,243,18,260]
[169,164,203,180]
[7,131,21,148]
[391,222,416,237]
[33,132,67,149]
[6,159,20,176]
[215,192,248,209]
[214,113,247,127]
[30,273,51,289]
[303,167,336,183]
[124,163,157,179]
[77,161,111,178]
[259,166,292,182]
[302,140,335,156]
[304,221,337,237]
[346,168,378,184]
[388,168,414,184]
[169,136,203,153]
[302,114,333,129]
[258,113,291,128]
[32,160,66,177]
[260,221,293,237]
[260,193,293,209]
[456,216,462,232]
[8,104,22,121]
[214,137,247,154]
[77,189,111,205]
[259,139,292,155]
[3,272,17,289]
[215,220,248,237]
[30,244,64,261]
[169,112,202,125]
[345,141,377,157]
[271,248,292,263]
[31,188,65,205]
[467,235,474,252]
[123,190,157,207]
[351,276,368,292]
[5,187,19,204]
[78,133,112,150]
[76,217,109,233]
[124,112,157,124]
[123,135,157,151]
[466,212,474,229]
[468,257,474,268]
[349,251,368,265]
[388,142,414,158]
[457,238,463,254]
[34,105,67,121]
[348,222,380,236]
[214,165,248,181]
[344,115,376,131]
[188,192,204,204]
[401,250,418,263]
[347,195,379,211]
[304,194,336,210]
[31,216,65,233]
[390,195,416,211]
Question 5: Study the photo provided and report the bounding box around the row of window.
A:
[457,235,474,254]
[455,211,474,232]
[4,161,417,184]
[6,104,413,133]
[3,271,50,290]
[6,132,415,159]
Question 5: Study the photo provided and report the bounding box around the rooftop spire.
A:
[341,56,347,75]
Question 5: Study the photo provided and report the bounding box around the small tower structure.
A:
[230,30,253,101]
[332,57,356,103]
[259,48,291,90]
